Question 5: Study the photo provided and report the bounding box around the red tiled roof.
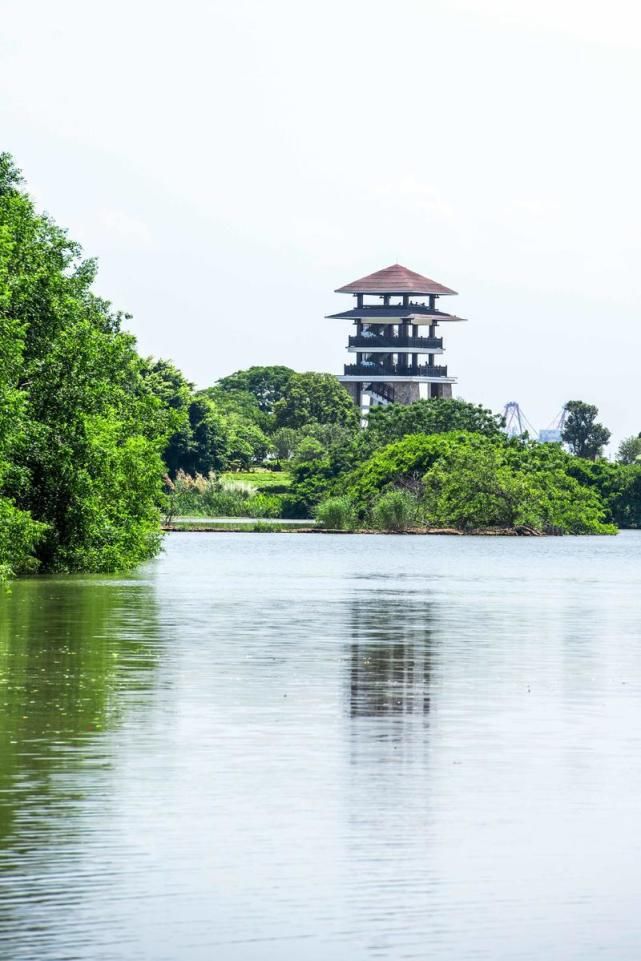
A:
[335,263,457,296]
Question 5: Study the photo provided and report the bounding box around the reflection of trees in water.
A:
[348,592,434,719]
[0,577,161,853]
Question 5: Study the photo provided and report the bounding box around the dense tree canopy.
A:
[562,401,611,460]
[217,366,294,414]
[565,457,641,529]
[342,432,615,534]
[0,153,169,576]
[281,396,641,531]
[361,397,505,454]
[142,358,193,476]
[274,372,359,429]
[141,365,363,480]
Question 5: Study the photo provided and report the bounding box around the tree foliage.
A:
[361,397,504,454]
[562,400,611,459]
[346,432,615,534]
[421,436,612,533]
[565,457,641,529]
[616,434,641,465]
[142,358,193,476]
[274,372,359,429]
[217,366,294,414]
[0,153,168,576]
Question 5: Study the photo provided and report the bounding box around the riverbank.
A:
[163,521,553,535]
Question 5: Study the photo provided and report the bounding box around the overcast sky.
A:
[1,0,640,447]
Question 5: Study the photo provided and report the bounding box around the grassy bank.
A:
[220,469,292,490]
[163,522,557,536]
[167,470,293,519]
[165,516,313,532]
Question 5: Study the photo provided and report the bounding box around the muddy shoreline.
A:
[163,524,549,536]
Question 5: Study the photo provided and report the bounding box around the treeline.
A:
[283,401,641,534]
[2,153,640,578]
[157,364,641,535]
[144,362,359,476]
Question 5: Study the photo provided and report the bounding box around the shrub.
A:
[314,495,357,530]
[421,438,615,534]
[346,432,616,535]
[0,498,47,579]
[279,494,310,519]
[257,483,291,495]
[370,490,419,531]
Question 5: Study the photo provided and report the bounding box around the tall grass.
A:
[370,490,419,531]
[314,495,357,530]
[166,471,282,518]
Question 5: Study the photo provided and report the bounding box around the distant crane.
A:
[538,406,568,444]
[503,402,568,443]
[503,401,538,438]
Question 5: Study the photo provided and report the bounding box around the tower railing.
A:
[348,334,443,350]
[344,362,448,378]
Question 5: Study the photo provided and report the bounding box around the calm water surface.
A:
[1,532,641,960]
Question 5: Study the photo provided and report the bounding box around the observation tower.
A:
[327,263,467,411]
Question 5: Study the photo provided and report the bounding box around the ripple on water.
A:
[1,532,641,960]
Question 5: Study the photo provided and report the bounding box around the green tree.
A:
[274,372,359,429]
[217,366,294,414]
[617,434,641,465]
[0,156,48,577]
[562,401,611,460]
[301,421,358,454]
[184,396,230,475]
[0,153,168,574]
[225,414,272,470]
[422,443,541,530]
[362,397,504,454]
[142,358,193,476]
[200,384,266,427]
[347,432,458,507]
[292,436,326,465]
[272,427,300,460]
[565,458,641,529]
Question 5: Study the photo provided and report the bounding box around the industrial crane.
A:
[502,402,568,443]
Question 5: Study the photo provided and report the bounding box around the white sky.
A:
[1,0,640,447]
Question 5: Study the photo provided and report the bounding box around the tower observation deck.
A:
[327,263,467,411]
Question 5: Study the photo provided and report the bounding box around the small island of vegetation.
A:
[2,153,640,579]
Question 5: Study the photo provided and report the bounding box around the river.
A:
[1,531,641,960]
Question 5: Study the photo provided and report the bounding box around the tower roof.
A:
[335,263,457,296]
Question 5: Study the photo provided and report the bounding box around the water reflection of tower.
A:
[348,592,433,719]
